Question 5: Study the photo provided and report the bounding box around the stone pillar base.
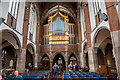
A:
[65,61,68,71]
[80,52,86,68]
[16,49,26,73]
[50,61,53,71]
[88,47,98,72]
[33,53,38,70]
[0,49,2,73]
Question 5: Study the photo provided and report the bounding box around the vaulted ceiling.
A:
[35,2,78,24]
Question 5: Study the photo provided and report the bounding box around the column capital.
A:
[94,47,98,54]
[50,60,53,63]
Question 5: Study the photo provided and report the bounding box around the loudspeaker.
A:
[100,13,108,21]
[0,17,5,25]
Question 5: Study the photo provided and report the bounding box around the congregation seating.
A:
[4,71,116,80]
[63,71,116,80]
[7,71,51,80]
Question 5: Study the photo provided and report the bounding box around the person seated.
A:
[2,73,8,80]
[13,70,23,80]
[0,75,2,79]
[82,66,89,72]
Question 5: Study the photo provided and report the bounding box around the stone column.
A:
[50,61,53,71]
[0,48,2,73]
[77,3,83,68]
[105,2,120,79]
[111,31,120,79]
[83,3,96,72]
[80,52,86,68]
[16,49,26,73]
[20,2,30,73]
[65,45,68,70]
[86,47,98,72]
[94,47,99,72]
[49,44,53,71]
[65,61,68,71]
[33,53,38,70]
[88,47,96,72]
[0,3,2,74]
[35,24,40,70]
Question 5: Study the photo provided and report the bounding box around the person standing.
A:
[68,62,73,71]
[13,71,23,80]
[53,63,58,79]
[75,63,79,71]
[73,63,75,71]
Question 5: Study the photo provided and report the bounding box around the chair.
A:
[63,75,69,78]
[72,77,79,80]
[81,77,89,80]
[38,75,44,79]
[24,75,30,78]
[107,77,116,80]
[70,75,77,78]
[90,77,98,80]
[95,73,100,75]
[100,75,107,77]
[107,75,114,77]
[93,75,99,77]
[78,75,84,77]
[63,78,71,80]
[100,73,106,75]
[86,75,92,77]
[8,74,15,79]
[99,77,106,80]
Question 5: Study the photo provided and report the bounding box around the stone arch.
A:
[52,52,66,72]
[41,54,50,61]
[51,51,66,61]
[105,43,117,74]
[40,53,50,63]
[25,43,35,71]
[92,26,110,48]
[0,29,21,49]
[0,29,21,70]
[41,54,50,70]
[92,27,112,61]
[68,53,78,65]
[93,27,117,75]
[83,42,89,67]
[83,42,88,53]
[82,41,87,52]
[41,3,76,25]
[27,43,35,55]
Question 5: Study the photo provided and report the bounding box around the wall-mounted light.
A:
[0,17,5,25]
[100,13,108,21]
